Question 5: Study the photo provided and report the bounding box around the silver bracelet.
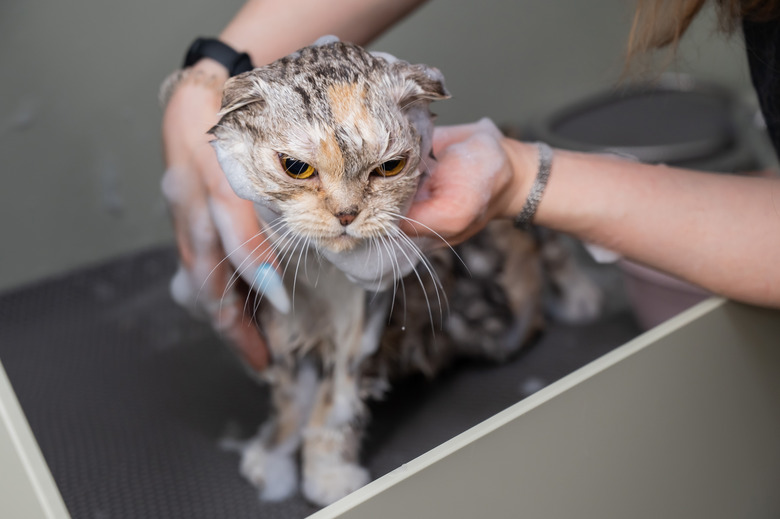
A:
[513,142,553,230]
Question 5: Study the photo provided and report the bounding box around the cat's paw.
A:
[303,460,370,507]
[548,273,604,324]
[240,439,298,502]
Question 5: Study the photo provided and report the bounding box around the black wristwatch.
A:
[183,37,254,76]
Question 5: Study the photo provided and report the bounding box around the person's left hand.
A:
[161,61,286,372]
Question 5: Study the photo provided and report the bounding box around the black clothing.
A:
[743,18,780,155]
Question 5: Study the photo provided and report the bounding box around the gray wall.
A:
[0,1,753,292]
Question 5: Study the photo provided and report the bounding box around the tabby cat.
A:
[208,36,600,506]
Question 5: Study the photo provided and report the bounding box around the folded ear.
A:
[396,63,451,107]
[217,72,266,116]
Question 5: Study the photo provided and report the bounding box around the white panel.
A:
[313,299,780,518]
[0,363,70,519]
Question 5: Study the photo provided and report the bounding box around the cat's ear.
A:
[217,73,266,116]
[397,63,451,106]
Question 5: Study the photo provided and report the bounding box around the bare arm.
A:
[220,0,427,65]
[522,144,780,307]
[404,121,780,308]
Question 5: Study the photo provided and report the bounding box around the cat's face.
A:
[210,40,448,253]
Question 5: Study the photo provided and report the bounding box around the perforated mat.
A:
[0,247,639,518]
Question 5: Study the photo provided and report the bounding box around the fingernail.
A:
[253,263,290,314]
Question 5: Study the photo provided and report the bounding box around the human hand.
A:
[400,118,537,246]
[161,61,288,372]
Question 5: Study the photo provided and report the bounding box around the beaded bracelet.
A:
[158,68,224,109]
[513,142,553,230]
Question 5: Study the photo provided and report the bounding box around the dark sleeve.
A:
[743,18,780,157]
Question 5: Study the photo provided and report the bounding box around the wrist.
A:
[190,58,231,83]
[499,137,541,220]
[159,59,228,109]
[160,38,251,109]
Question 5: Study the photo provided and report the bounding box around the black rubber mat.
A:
[0,246,640,518]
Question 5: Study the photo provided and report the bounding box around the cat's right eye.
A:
[279,153,316,179]
[372,157,407,178]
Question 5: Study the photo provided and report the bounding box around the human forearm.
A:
[504,140,780,307]
[219,0,427,67]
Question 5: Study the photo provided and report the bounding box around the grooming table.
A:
[1,246,640,518]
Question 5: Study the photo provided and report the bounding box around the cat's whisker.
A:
[202,232,266,327]
[389,227,448,327]
[365,236,385,289]
[224,218,289,317]
[302,235,315,283]
[384,229,438,335]
[387,211,469,275]
[286,233,310,314]
[220,217,286,286]
[366,236,390,307]
[377,233,405,325]
[220,217,288,302]
[208,218,288,327]
[196,226,268,310]
[391,228,445,298]
[198,228,265,295]
[245,225,297,316]
[248,226,300,315]
[291,237,307,311]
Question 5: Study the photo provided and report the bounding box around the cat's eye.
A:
[279,153,316,179]
[372,158,407,177]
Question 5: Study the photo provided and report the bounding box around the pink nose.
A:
[336,211,357,226]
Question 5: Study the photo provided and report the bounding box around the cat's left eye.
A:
[279,153,316,179]
[372,158,407,177]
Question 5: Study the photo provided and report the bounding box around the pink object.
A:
[619,259,711,330]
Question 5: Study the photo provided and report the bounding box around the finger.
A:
[209,196,291,315]
[187,199,272,371]
[161,164,203,264]
[163,161,272,370]
[208,288,271,371]
[432,117,503,154]
[162,88,271,370]
[402,184,480,245]
[201,143,290,312]
[403,134,500,241]
[404,126,513,246]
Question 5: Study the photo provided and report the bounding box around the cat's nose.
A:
[335,210,358,226]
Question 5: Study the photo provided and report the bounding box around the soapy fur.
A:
[206,37,602,506]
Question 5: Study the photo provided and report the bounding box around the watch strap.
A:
[183,37,253,76]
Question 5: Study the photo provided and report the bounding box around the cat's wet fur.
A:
[208,37,601,506]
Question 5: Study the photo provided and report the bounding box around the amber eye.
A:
[372,157,407,177]
[279,153,316,179]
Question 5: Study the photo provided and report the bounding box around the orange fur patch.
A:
[317,131,344,178]
[327,82,370,128]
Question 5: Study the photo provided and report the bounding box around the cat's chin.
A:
[321,235,361,253]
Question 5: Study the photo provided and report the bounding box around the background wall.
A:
[0,0,754,292]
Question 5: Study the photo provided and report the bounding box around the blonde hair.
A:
[626,0,780,64]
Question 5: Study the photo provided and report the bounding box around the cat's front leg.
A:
[299,290,388,506]
[240,359,319,501]
[301,374,370,507]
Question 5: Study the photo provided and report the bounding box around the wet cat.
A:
[208,36,601,506]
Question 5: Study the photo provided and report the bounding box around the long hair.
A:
[626,0,780,63]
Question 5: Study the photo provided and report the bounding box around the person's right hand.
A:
[400,118,537,247]
[161,60,288,372]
